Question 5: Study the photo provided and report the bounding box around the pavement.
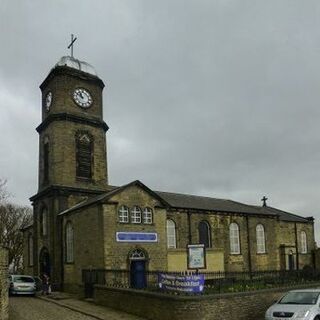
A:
[37,291,146,320]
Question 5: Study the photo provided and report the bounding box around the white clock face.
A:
[73,88,93,108]
[45,91,52,111]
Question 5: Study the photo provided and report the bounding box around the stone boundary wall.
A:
[94,282,320,320]
[0,247,8,320]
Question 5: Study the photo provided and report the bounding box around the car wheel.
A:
[314,316,320,320]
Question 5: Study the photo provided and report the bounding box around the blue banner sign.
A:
[116,232,158,242]
[158,273,205,293]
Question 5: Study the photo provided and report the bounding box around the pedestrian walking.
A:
[41,273,50,295]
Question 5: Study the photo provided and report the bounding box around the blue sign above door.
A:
[116,232,158,242]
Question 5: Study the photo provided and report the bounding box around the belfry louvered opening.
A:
[76,132,93,179]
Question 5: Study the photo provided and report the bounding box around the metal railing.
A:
[82,268,320,297]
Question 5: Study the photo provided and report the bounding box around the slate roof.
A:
[58,181,170,216]
[252,205,313,223]
[58,180,312,223]
[155,191,311,222]
[58,188,119,216]
[156,191,267,215]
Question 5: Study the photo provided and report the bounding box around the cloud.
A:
[1,0,320,241]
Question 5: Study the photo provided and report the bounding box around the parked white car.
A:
[265,289,320,320]
[8,275,36,296]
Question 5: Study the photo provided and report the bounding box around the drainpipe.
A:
[294,222,299,270]
[246,215,252,275]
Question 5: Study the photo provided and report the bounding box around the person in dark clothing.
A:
[41,273,50,295]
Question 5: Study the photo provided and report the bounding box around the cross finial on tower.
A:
[67,34,77,58]
[261,196,268,207]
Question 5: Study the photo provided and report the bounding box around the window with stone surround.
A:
[118,205,129,223]
[167,219,176,248]
[199,220,211,248]
[229,222,240,254]
[256,224,266,254]
[41,207,48,237]
[76,132,93,179]
[43,137,49,183]
[65,222,74,263]
[131,206,142,224]
[301,231,307,254]
[143,207,153,224]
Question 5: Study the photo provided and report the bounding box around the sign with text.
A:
[187,244,206,269]
[158,273,205,293]
[116,232,158,242]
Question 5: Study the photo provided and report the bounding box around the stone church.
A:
[22,55,315,291]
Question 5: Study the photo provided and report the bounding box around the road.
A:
[10,296,106,320]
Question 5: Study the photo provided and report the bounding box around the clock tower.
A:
[30,56,109,288]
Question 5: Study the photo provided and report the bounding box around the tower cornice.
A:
[29,184,109,202]
[40,65,105,90]
[36,113,109,133]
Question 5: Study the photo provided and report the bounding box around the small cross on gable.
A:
[261,196,268,207]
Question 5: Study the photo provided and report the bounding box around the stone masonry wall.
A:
[39,69,108,191]
[0,247,8,320]
[63,204,105,293]
[168,209,314,272]
[314,248,320,270]
[94,282,320,320]
[103,185,168,270]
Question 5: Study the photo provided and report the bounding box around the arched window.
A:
[229,222,240,254]
[256,224,266,254]
[301,231,307,254]
[143,207,153,224]
[43,137,49,183]
[131,206,142,224]
[41,207,48,236]
[167,219,176,249]
[118,205,129,223]
[76,132,93,179]
[28,233,33,266]
[65,222,74,263]
[199,221,211,248]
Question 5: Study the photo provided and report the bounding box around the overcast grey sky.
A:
[1,0,320,241]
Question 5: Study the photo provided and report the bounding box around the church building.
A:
[22,54,316,292]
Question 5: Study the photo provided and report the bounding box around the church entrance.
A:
[129,249,147,289]
[39,247,51,277]
[288,250,295,271]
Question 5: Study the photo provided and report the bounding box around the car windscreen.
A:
[13,276,35,283]
[279,291,320,305]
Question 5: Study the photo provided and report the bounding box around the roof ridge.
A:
[227,199,264,210]
[156,190,230,202]
[267,206,308,220]
[58,187,119,216]
[248,204,310,221]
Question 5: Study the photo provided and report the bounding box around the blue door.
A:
[130,260,146,289]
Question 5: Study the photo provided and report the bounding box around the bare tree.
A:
[0,179,32,272]
[0,178,9,203]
